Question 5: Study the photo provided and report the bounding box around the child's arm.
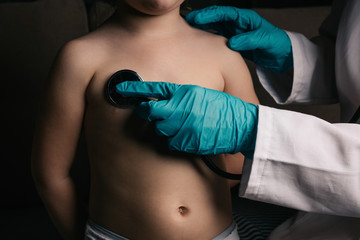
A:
[31,40,94,240]
[220,44,260,187]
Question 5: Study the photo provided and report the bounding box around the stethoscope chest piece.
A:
[106,69,144,108]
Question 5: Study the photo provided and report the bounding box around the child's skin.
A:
[31,0,259,239]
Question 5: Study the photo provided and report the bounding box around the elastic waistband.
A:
[212,221,237,240]
[86,220,236,240]
[86,220,129,240]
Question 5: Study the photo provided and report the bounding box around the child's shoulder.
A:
[56,29,112,72]
[189,26,228,45]
[61,30,108,59]
[187,26,241,57]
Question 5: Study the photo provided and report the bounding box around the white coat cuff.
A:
[256,31,337,105]
[239,105,271,197]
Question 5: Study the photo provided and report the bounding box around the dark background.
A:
[183,0,333,9]
[1,0,333,7]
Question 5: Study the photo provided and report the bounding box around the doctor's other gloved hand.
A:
[116,81,259,160]
[186,6,293,74]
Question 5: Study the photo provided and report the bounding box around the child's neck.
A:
[111,3,187,38]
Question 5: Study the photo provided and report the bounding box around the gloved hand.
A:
[186,6,293,74]
[116,81,259,159]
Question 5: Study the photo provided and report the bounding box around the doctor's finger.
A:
[116,81,180,100]
[136,100,173,122]
[168,133,200,154]
[186,6,240,25]
[154,118,181,137]
[186,6,258,30]
[228,31,260,51]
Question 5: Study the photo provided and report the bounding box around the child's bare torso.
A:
[83,21,233,239]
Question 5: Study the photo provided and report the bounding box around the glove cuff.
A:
[275,32,294,74]
[239,103,259,160]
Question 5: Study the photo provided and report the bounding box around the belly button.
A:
[178,206,189,216]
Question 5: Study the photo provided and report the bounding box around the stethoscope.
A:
[106,69,360,180]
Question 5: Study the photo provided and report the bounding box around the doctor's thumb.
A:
[228,32,259,51]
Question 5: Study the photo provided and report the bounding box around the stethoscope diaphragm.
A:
[105,69,146,108]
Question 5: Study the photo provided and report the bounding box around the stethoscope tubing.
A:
[201,155,242,180]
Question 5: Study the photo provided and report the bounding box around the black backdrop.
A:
[185,0,333,9]
[80,0,333,10]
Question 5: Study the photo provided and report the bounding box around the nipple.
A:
[178,206,189,215]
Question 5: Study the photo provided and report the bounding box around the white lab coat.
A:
[239,0,360,238]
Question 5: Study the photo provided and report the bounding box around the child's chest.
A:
[86,42,225,109]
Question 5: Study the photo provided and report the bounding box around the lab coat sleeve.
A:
[239,105,360,218]
[256,31,338,105]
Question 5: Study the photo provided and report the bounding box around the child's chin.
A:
[138,0,183,15]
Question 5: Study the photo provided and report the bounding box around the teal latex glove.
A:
[116,81,259,159]
[186,6,293,74]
